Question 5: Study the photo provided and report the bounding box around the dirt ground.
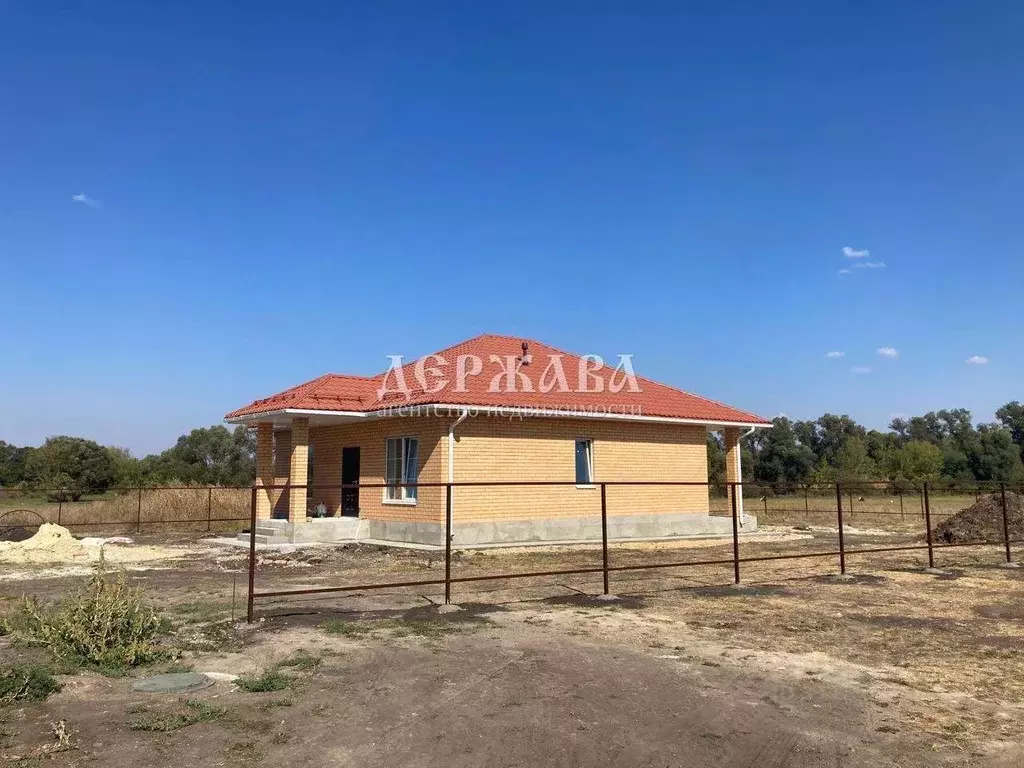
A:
[1,527,1023,767]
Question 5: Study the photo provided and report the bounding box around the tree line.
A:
[709,402,1024,488]
[0,426,256,499]
[2,401,1023,498]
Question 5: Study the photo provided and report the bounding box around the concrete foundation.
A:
[237,512,758,547]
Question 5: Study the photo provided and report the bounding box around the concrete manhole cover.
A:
[131,672,214,694]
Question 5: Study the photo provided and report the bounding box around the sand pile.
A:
[933,492,1024,544]
[0,523,187,566]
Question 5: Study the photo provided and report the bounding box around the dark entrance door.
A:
[341,447,360,517]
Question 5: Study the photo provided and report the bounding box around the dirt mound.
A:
[933,492,1024,544]
[0,522,84,558]
[0,523,190,568]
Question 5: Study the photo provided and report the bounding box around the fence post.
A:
[246,485,257,623]
[730,482,741,585]
[600,483,610,595]
[1000,483,1014,565]
[57,494,62,526]
[207,487,213,532]
[444,483,453,605]
[136,487,143,534]
[804,485,809,519]
[899,489,904,522]
[835,483,847,576]
[923,482,935,570]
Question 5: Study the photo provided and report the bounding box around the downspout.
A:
[448,407,470,493]
[737,426,757,526]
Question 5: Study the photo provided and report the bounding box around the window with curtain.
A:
[575,439,593,485]
[385,437,419,502]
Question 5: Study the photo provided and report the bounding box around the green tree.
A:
[968,425,1024,483]
[831,437,878,483]
[996,401,1024,461]
[751,417,816,486]
[25,436,115,499]
[0,441,34,486]
[940,446,973,483]
[106,446,146,488]
[880,440,943,484]
[794,414,865,466]
[864,429,898,465]
[146,426,255,486]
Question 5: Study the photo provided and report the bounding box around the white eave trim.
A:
[227,404,771,430]
[225,408,370,424]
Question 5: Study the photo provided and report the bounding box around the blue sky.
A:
[2,2,1022,455]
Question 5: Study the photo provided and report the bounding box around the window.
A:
[385,437,419,502]
[574,439,593,485]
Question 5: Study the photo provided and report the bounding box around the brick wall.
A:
[302,414,710,525]
[450,416,709,523]
[308,416,447,523]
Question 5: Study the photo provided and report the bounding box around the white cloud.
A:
[851,366,872,374]
[876,347,899,359]
[842,246,869,259]
[838,268,852,275]
[853,261,886,269]
[71,193,101,208]
[966,355,989,365]
[825,351,844,358]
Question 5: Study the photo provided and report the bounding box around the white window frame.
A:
[383,436,419,505]
[574,438,595,488]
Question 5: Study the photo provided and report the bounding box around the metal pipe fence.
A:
[242,480,1023,623]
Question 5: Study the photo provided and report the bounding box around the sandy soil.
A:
[0,524,196,573]
[1,529,1022,766]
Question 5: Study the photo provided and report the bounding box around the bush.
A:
[0,663,62,702]
[4,560,169,672]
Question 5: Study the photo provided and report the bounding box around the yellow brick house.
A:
[224,334,770,545]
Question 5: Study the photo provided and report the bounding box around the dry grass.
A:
[0,487,250,534]
[710,491,982,534]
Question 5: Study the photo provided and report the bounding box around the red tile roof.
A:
[225,334,770,425]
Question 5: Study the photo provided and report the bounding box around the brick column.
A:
[724,426,741,510]
[288,417,309,523]
[273,429,292,517]
[255,423,273,520]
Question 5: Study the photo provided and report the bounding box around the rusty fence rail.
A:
[244,480,1023,622]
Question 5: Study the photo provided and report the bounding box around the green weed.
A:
[320,616,489,639]
[4,560,170,673]
[0,664,62,703]
[128,699,225,732]
[235,668,292,693]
